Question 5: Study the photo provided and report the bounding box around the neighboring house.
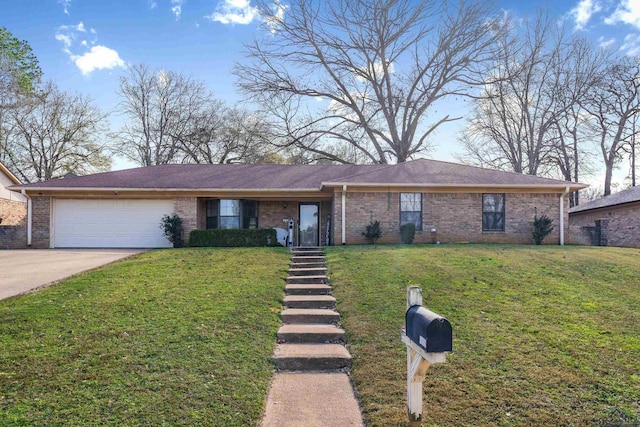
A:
[8,159,585,249]
[569,186,640,248]
[0,162,28,249]
[0,161,27,224]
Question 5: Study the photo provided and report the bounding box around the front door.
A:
[299,203,319,246]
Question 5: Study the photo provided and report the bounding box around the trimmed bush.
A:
[533,214,554,245]
[160,214,184,248]
[400,223,416,244]
[189,228,278,247]
[362,220,382,244]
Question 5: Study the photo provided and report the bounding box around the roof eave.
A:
[11,186,324,193]
[0,163,22,185]
[570,198,640,214]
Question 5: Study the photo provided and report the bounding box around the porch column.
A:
[341,185,347,245]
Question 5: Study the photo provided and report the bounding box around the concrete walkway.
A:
[0,249,144,300]
[262,247,364,427]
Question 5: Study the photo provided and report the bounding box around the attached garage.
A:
[52,199,174,248]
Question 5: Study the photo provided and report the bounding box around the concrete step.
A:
[273,344,352,371]
[286,275,328,284]
[277,324,345,343]
[285,284,332,296]
[290,262,326,269]
[288,267,328,276]
[281,308,339,324]
[291,256,325,263]
[291,250,324,256]
[283,295,336,309]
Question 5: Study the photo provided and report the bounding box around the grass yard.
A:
[327,245,640,427]
[0,248,288,426]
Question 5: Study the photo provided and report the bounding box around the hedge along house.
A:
[8,159,586,249]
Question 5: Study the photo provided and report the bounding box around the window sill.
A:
[482,230,506,234]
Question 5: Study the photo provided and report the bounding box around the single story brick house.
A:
[569,186,640,248]
[0,162,28,249]
[8,159,585,248]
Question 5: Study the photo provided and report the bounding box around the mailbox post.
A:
[401,286,452,426]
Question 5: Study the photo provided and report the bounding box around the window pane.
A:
[482,194,505,231]
[400,193,422,231]
[483,194,504,213]
[220,200,240,217]
[220,216,240,229]
[206,200,218,217]
[401,211,421,227]
[401,193,421,211]
[206,217,218,229]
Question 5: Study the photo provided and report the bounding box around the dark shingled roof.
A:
[570,185,640,214]
[10,159,584,191]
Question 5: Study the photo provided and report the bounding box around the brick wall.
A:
[31,196,51,248]
[568,202,640,248]
[0,199,27,226]
[334,191,565,245]
[0,225,27,249]
[174,197,198,245]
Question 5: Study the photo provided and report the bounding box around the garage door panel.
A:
[54,199,174,248]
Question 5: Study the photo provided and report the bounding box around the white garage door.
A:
[53,199,174,248]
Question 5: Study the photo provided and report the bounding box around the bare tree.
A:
[620,113,638,187]
[552,37,608,206]
[460,13,603,180]
[235,0,504,164]
[6,81,110,182]
[582,56,640,196]
[176,105,274,164]
[115,64,212,166]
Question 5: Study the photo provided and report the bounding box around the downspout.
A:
[341,185,347,245]
[559,186,570,246]
[22,189,32,246]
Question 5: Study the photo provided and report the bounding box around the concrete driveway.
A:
[0,249,145,301]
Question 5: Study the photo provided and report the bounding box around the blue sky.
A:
[3,0,640,179]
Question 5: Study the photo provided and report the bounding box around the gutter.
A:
[321,182,588,191]
[560,186,570,246]
[21,189,32,246]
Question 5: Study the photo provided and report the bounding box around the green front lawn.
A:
[327,245,640,427]
[0,248,288,426]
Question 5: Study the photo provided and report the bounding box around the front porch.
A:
[193,197,333,247]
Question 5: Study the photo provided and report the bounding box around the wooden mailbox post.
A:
[401,286,452,426]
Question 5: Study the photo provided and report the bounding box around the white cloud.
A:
[59,0,71,14]
[171,0,185,20]
[206,0,259,25]
[55,24,124,75]
[605,0,640,29]
[569,0,601,30]
[150,1,157,10]
[55,33,73,51]
[621,33,640,55]
[598,36,616,49]
[264,1,286,34]
[356,61,395,82]
[71,46,125,75]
